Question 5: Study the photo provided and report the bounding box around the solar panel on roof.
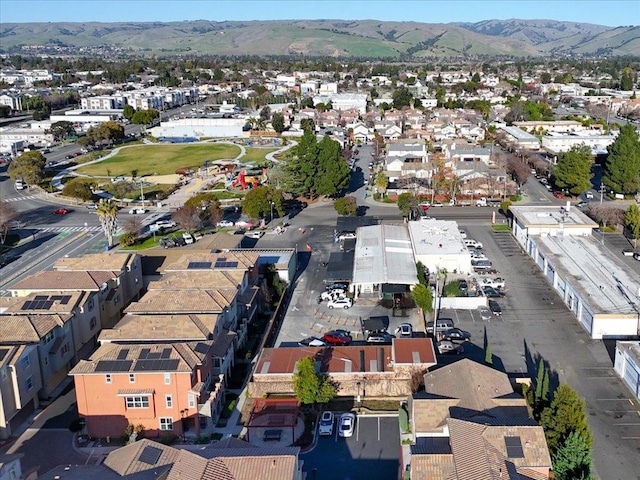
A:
[133,359,179,372]
[139,348,150,359]
[60,295,71,305]
[187,261,212,269]
[21,301,32,310]
[94,360,133,372]
[49,295,63,302]
[138,445,163,465]
[160,348,172,359]
[504,436,524,458]
[33,295,48,301]
[116,349,130,360]
[147,352,161,360]
[42,300,54,310]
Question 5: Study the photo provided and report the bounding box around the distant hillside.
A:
[0,19,637,58]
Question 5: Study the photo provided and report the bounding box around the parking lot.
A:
[448,225,640,480]
[303,414,400,480]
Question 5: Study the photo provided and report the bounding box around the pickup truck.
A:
[479,277,506,289]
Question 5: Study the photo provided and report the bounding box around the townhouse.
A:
[10,252,143,329]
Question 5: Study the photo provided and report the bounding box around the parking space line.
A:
[356,415,360,442]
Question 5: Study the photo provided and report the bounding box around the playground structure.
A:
[230,168,269,190]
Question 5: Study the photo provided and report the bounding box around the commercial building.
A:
[614,341,640,402]
[149,117,247,139]
[408,219,472,275]
[510,205,640,339]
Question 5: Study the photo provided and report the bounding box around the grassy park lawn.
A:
[242,147,279,163]
[77,143,241,177]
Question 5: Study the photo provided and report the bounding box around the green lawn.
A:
[76,144,241,177]
[242,147,278,164]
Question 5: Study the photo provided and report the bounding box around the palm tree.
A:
[97,199,119,248]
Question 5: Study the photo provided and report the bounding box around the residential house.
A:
[250,338,436,399]
[0,344,42,440]
[384,142,429,183]
[39,437,303,480]
[408,359,552,479]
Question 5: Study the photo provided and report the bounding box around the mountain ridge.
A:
[0,19,638,57]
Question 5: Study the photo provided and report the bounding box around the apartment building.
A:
[80,95,127,110]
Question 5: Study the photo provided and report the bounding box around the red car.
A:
[53,208,70,215]
[322,330,352,345]
[553,192,563,199]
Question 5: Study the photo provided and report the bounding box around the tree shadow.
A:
[523,338,560,398]
[356,205,369,217]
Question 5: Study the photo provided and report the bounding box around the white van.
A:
[464,239,483,249]
[14,179,25,190]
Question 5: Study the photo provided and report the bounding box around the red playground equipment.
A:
[231,168,268,190]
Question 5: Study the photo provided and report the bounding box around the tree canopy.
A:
[96,199,119,248]
[185,192,223,226]
[412,283,433,313]
[540,383,592,454]
[603,124,640,195]
[397,192,419,218]
[61,178,95,202]
[131,109,159,125]
[241,185,285,219]
[334,196,358,216]
[282,132,350,199]
[552,145,594,195]
[392,86,414,109]
[624,203,640,247]
[292,356,336,407]
[271,111,285,133]
[8,151,46,185]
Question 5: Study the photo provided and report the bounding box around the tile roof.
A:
[124,289,237,314]
[99,314,220,342]
[422,359,525,413]
[163,251,259,272]
[54,252,134,272]
[0,291,85,314]
[10,270,118,291]
[0,314,71,343]
[103,438,178,476]
[148,270,245,290]
[69,342,202,375]
[410,453,456,480]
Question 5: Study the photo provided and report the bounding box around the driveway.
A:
[303,414,400,480]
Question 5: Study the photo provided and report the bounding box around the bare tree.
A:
[172,205,202,232]
[0,202,19,244]
[122,216,144,237]
[507,157,531,186]
[588,205,625,228]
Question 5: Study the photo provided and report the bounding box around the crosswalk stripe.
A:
[38,226,102,233]
[2,195,38,202]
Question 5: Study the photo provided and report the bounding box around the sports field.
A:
[76,143,241,177]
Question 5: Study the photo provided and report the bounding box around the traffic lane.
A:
[7,429,87,476]
[13,202,100,227]
[303,415,400,480]
[463,225,640,479]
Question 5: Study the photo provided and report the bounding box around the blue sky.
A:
[1,0,638,26]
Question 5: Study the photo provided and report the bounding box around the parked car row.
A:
[318,411,356,438]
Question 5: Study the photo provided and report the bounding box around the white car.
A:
[479,277,505,289]
[154,220,176,229]
[339,413,356,438]
[320,290,346,301]
[327,297,353,309]
[216,220,234,228]
[128,207,147,214]
[396,323,413,338]
[319,411,334,436]
[245,230,265,239]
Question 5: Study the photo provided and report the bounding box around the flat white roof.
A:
[407,219,467,257]
[537,234,640,315]
[352,225,417,286]
[510,205,598,229]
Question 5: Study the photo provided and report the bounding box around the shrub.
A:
[119,232,137,246]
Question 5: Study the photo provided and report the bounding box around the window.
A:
[21,355,31,369]
[188,394,195,408]
[25,375,33,391]
[42,331,54,345]
[159,417,173,431]
[129,373,135,383]
[87,298,95,311]
[165,394,173,408]
[90,317,97,330]
[105,374,112,384]
[164,373,171,385]
[125,396,149,408]
[60,343,70,357]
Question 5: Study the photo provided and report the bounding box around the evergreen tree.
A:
[540,384,593,454]
[624,203,640,248]
[271,111,285,133]
[552,145,594,195]
[412,283,433,313]
[552,431,593,480]
[293,357,336,410]
[603,124,640,195]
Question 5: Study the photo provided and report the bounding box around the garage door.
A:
[622,352,640,398]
